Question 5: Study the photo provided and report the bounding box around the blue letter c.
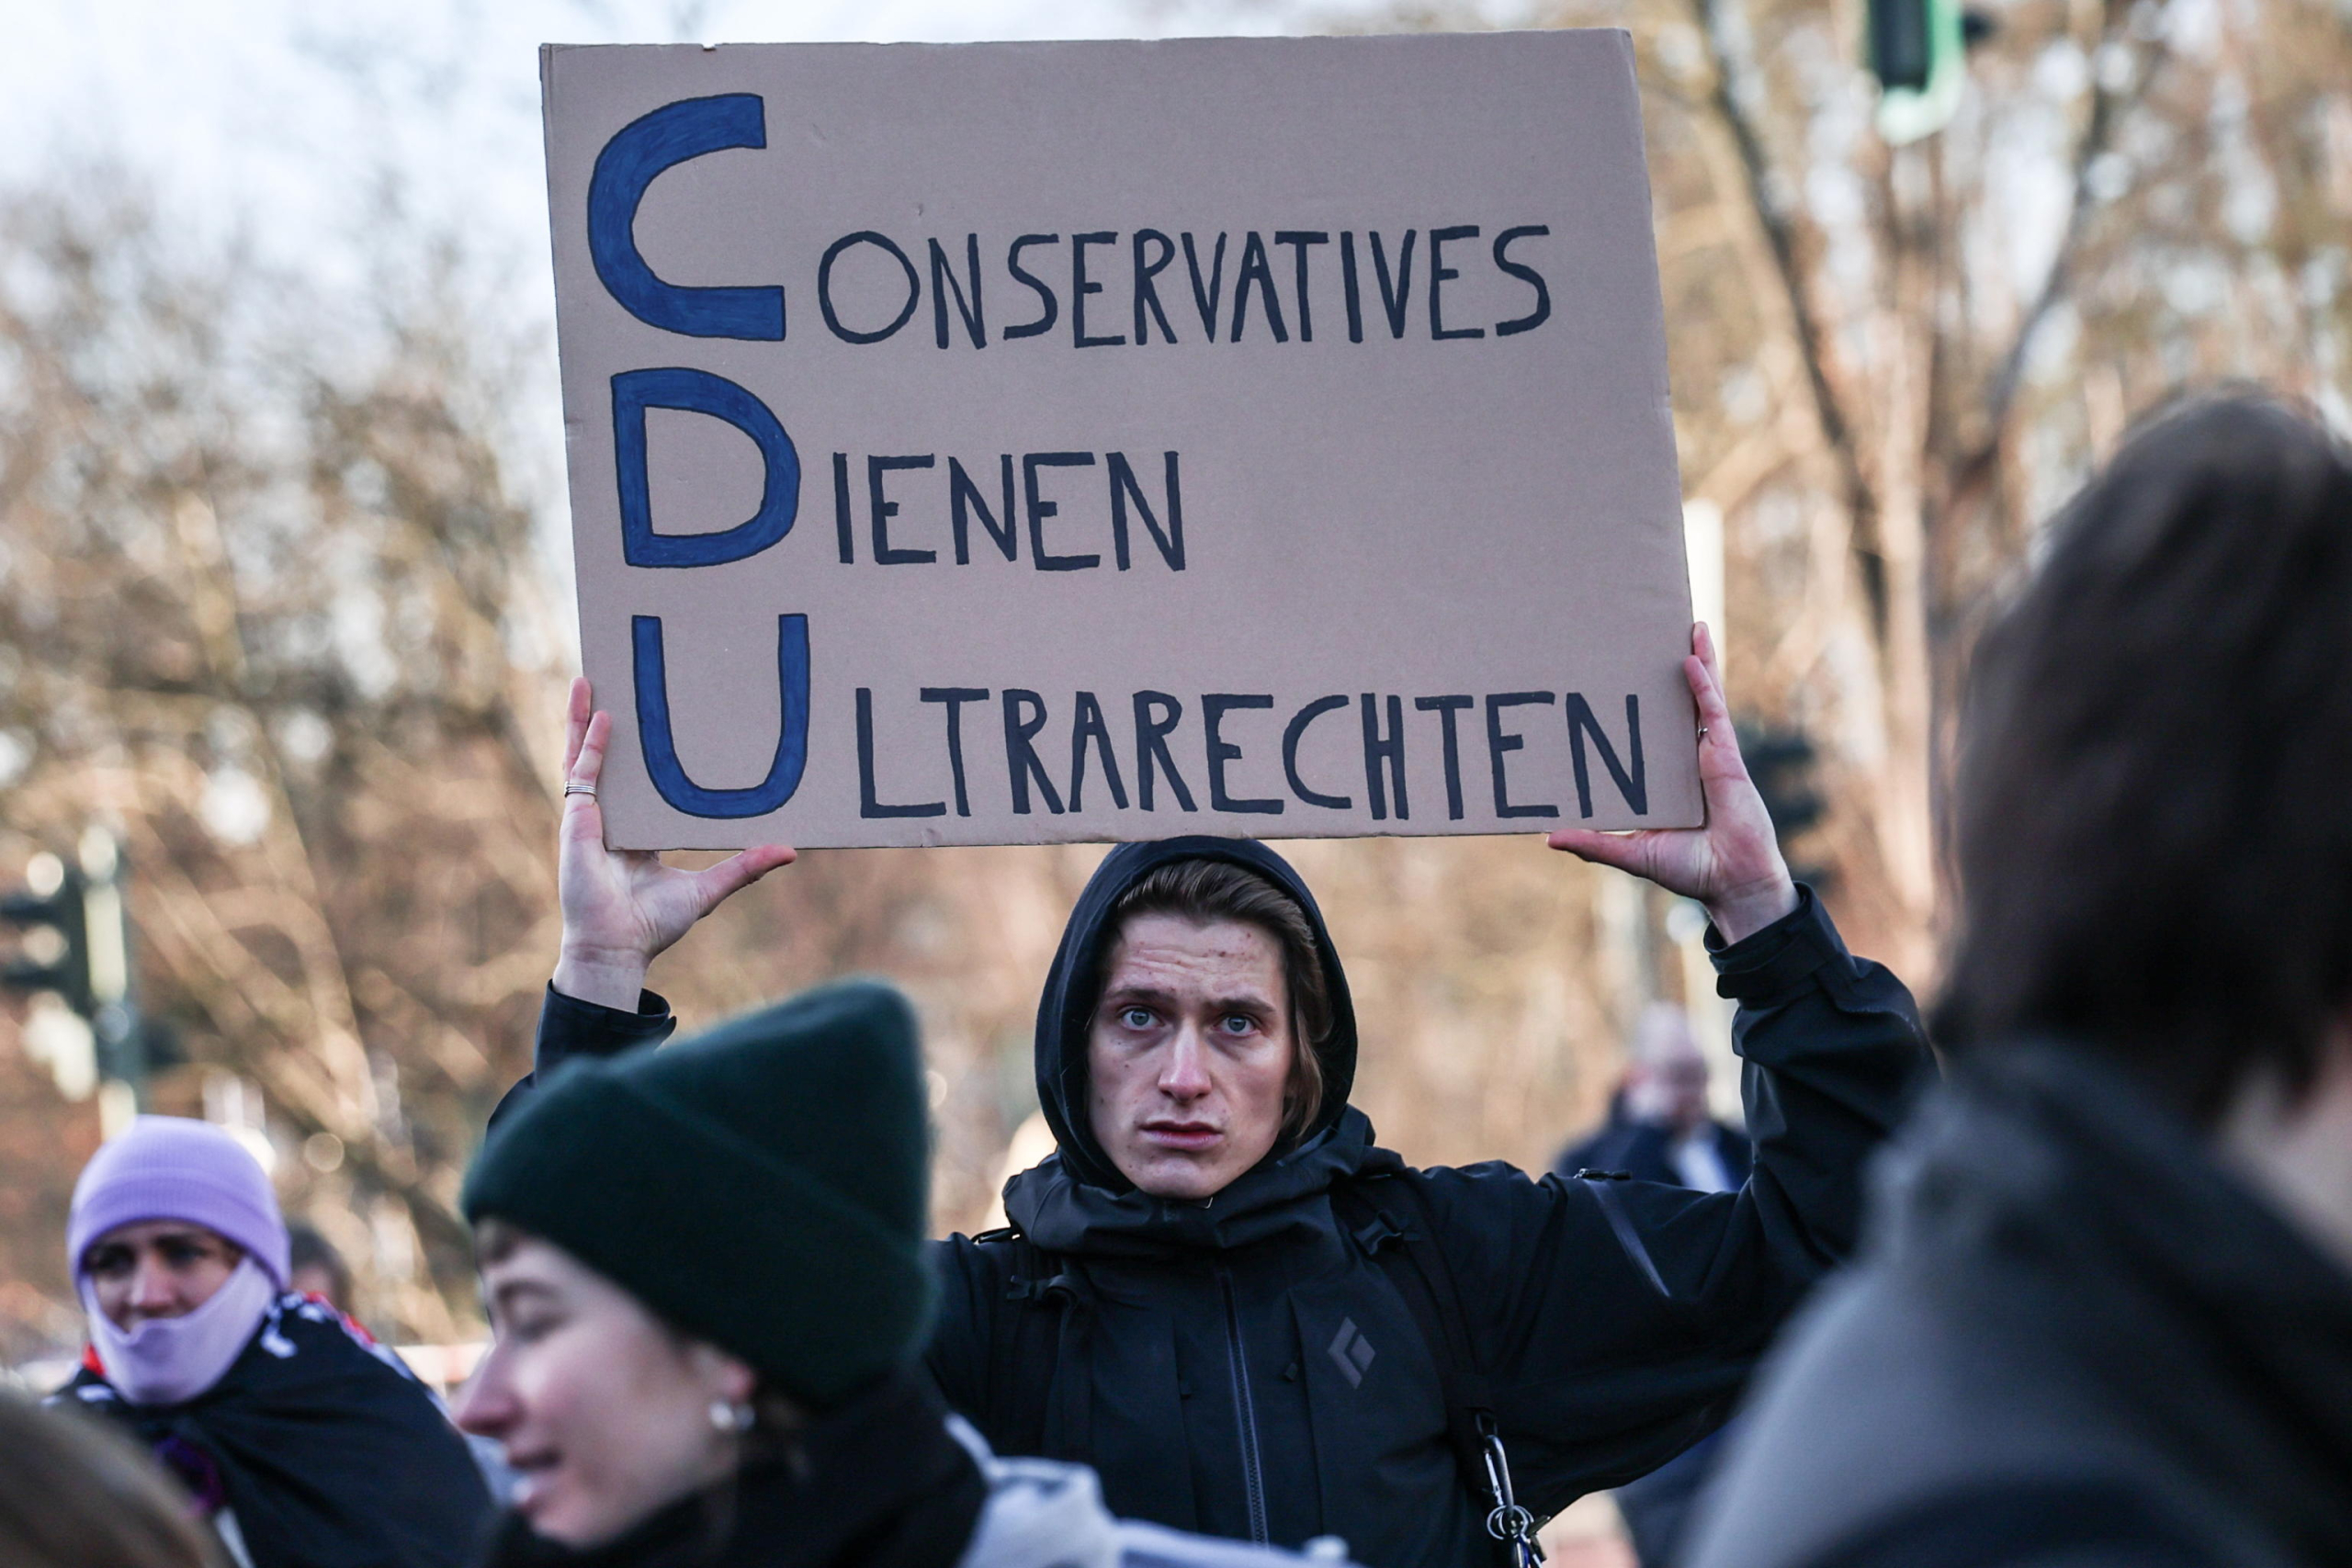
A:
[587,94,785,340]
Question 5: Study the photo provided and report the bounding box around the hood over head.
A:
[1032,836,1358,1192]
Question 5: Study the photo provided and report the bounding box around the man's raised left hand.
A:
[1547,623,1799,944]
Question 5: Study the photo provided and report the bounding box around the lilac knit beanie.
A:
[68,1117,289,1289]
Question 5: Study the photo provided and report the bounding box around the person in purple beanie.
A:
[51,1116,493,1568]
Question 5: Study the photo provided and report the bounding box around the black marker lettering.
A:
[1283,695,1352,809]
[868,454,936,565]
[1003,234,1060,340]
[1069,690,1130,809]
[1361,693,1408,819]
[1428,224,1486,341]
[1132,229,1180,344]
[1485,691,1558,817]
[920,687,989,816]
[857,688,945,818]
[1134,691,1197,812]
[1416,694,1472,820]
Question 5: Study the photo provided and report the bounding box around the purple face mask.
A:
[82,1258,276,1406]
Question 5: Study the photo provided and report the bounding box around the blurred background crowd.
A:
[0,0,2344,1551]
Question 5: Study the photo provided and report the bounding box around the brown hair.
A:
[286,1223,353,1311]
[0,1392,224,1568]
[1938,393,2352,1122]
[1111,858,1333,1142]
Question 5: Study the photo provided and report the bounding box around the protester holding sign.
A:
[538,33,1712,854]
[51,1116,493,1568]
[502,622,1933,1568]
[460,977,1356,1568]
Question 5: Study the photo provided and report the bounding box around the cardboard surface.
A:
[542,31,1700,849]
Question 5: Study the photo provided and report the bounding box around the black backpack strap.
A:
[1335,1175,1547,1566]
[1330,1178,1493,1485]
[968,1224,1092,1460]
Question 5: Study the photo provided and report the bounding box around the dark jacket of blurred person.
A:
[517,839,1932,1568]
[1555,1004,1752,1194]
[0,1389,225,1568]
[52,1116,494,1568]
[1555,1003,1752,1568]
[1686,395,2352,1568]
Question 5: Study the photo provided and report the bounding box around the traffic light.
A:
[1868,0,1995,144]
[1,852,91,1012]
[1737,723,1831,887]
[2,829,144,1107]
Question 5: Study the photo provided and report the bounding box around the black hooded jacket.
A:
[516,839,1931,1568]
[1684,1043,2352,1568]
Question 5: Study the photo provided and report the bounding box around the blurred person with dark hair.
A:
[1555,1002,1751,1568]
[458,976,1355,1568]
[1688,393,2352,1568]
[0,1388,224,1568]
[52,1116,494,1568]
[503,623,1936,1567]
[284,1222,353,1316]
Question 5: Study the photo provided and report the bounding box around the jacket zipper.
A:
[1216,1264,1271,1543]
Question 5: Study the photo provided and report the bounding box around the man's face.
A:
[81,1220,244,1330]
[1626,1041,1712,1135]
[1086,914,1295,1201]
[288,1263,346,1311]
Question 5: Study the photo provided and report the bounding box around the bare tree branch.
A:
[1961,3,2172,489]
[1690,0,1877,543]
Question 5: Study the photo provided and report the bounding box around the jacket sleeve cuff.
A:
[1704,884,1845,1002]
[534,982,677,1074]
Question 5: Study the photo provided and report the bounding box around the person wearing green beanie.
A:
[458,976,1354,1568]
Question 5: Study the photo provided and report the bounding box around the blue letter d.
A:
[614,367,800,568]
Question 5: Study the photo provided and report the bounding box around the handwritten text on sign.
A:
[543,32,1700,848]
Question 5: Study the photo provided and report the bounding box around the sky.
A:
[0,0,1528,592]
[0,0,1495,290]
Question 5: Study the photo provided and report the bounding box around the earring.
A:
[708,1399,754,1434]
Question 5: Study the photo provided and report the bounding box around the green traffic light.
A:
[1869,0,1968,144]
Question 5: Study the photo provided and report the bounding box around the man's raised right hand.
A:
[551,678,796,1010]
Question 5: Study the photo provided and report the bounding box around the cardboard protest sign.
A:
[541,30,1700,849]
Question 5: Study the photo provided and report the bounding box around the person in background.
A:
[285,1223,354,1316]
[1553,1002,1752,1568]
[53,1116,494,1568]
[0,1389,224,1568]
[1555,1002,1751,1194]
[1687,394,2352,1567]
[458,977,1354,1568]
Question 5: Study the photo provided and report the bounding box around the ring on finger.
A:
[563,783,598,799]
[1696,726,1711,740]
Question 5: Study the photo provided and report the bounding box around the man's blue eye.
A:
[1122,1008,1153,1029]
[1221,1015,1253,1034]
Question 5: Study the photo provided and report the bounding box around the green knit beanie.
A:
[462,979,934,1411]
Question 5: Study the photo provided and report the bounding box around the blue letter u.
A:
[633,614,809,818]
[614,367,799,568]
[587,94,785,340]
